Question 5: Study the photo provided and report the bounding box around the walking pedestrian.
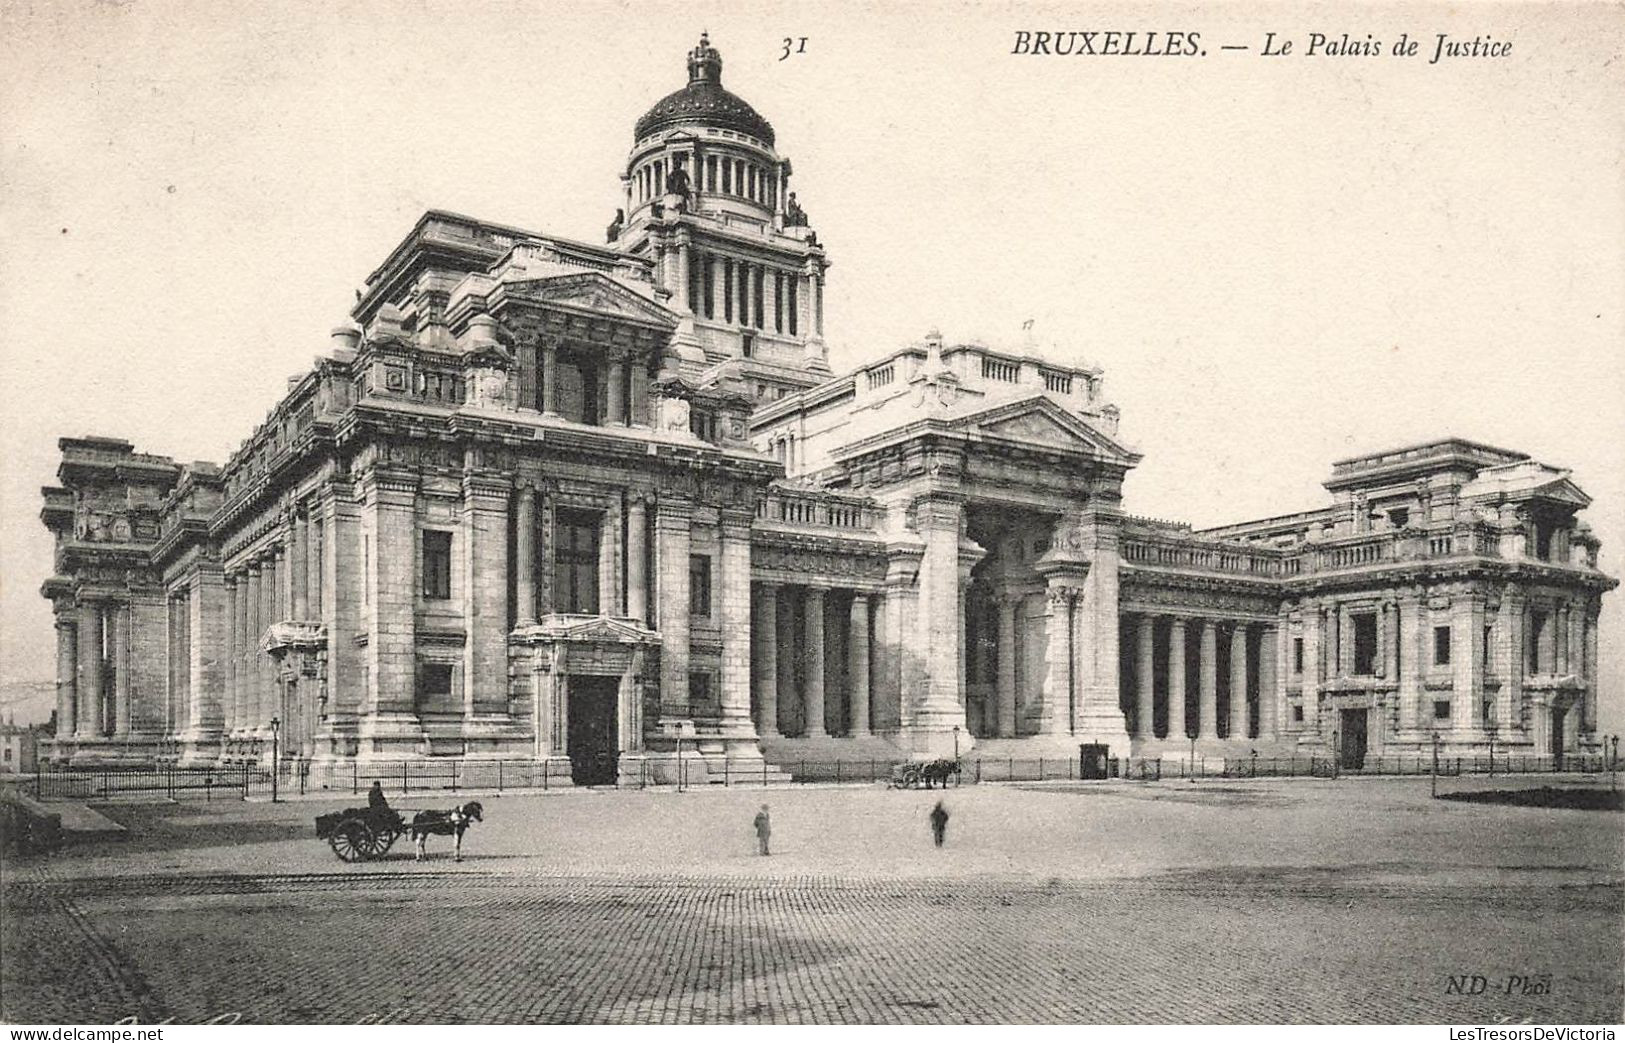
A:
[753,804,772,856]
[929,800,949,848]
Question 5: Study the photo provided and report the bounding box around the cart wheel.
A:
[365,829,399,860]
[329,820,368,863]
[902,766,922,788]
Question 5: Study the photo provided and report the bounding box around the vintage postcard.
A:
[0,0,1620,1029]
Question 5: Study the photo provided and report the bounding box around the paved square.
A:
[3,777,1621,1023]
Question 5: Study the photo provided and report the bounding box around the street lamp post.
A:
[953,725,960,761]
[1431,731,1440,799]
[1486,721,1497,777]
[270,716,281,804]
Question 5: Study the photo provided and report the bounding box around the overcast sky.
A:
[2,1,1621,732]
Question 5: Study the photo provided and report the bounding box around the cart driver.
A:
[368,781,390,811]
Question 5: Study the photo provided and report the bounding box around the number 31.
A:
[780,36,808,60]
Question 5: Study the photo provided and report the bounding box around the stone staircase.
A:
[758,734,907,782]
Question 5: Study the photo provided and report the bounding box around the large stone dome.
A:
[633,33,775,147]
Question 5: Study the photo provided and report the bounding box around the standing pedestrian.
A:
[929,800,949,848]
[753,804,772,856]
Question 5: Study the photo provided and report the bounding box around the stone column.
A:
[626,497,648,626]
[655,497,693,735]
[628,357,649,426]
[515,485,537,626]
[872,594,898,732]
[777,591,798,734]
[462,472,511,720]
[606,359,627,425]
[1167,616,1187,740]
[1228,623,1248,740]
[260,553,278,731]
[597,501,622,616]
[1135,614,1155,740]
[1396,592,1422,732]
[1067,508,1129,748]
[55,616,78,740]
[241,567,258,733]
[292,512,309,619]
[752,585,780,738]
[1452,594,1485,734]
[359,469,420,755]
[1034,585,1074,735]
[796,273,812,340]
[183,568,227,761]
[717,510,757,742]
[107,603,129,738]
[1258,625,1278,740]
[76,603,103,739]
[849,593,871,737]
[1567,602,1584,676]
[1583,602,1599,729]
[1197,619,1218,740]
[1383,599,1398,680]
[1325,603,1340,680]
[675,236,692,313]
[766,269,780,333]
[803,588,827,738]
[912,497,966,734]
[308,515,324,618]
[996,595,1018,738]
[540,342,559,416]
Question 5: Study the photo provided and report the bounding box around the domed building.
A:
[37,35,1615,783]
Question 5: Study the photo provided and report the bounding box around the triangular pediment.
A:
[961,397,1141,465]
[506,271,678,330]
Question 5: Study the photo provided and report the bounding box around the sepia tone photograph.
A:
[1,0,1621,1027]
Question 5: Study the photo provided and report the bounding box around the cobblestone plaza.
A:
[3,779,1620,1024]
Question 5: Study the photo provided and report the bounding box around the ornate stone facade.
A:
[38,37,1616,778]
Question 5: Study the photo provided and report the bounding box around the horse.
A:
[920,758,961,790]
[408,801,483,862]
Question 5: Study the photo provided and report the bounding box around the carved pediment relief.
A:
[962,398,1141,466]
[503,272,678,330]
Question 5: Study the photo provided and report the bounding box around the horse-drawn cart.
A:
[314,805,407,863]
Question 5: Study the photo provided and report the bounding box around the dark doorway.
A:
[1550,707,1565,771]
[1339,708,1368,770]
[568,675,619,785]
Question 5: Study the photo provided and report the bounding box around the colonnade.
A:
[750,584,876,740]
[687,250,816,338]
[1123,613,1279,743]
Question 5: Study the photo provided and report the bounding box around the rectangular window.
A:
[422,531,452,600]
[722,160,731,194]
[774,273,784,332]
[753,268,764,329]
[723,262,734,322]
[1433,699,1451,721]
[1292,637,1304,676]
[703,259,715,319]
[1483,625,1493,671]
[1433,625,1452,667]
[705,155,717,192]
[738,262,751,325]
[689,555,712,618]
[787,280,798,336]
[1292,705,1303,723]
[554,510,601,615]
[416,662,454,711]
[1352,612,1378,676]
[741,332,755,358]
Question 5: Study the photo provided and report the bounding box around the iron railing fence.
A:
[31,750,1617,801]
